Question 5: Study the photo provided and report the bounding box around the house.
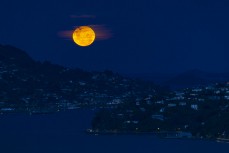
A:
[208,96,220,100]
[132,121,139,124]
[79,81,86,86]
[1,108,15,112]
[160,131,192,139]
[151,115,164,121]
[144,95,152,101]
[160,108,165,113]
[192,88,202,92]
[191,104,198,110]
[155,100,164,104]
[117,113,124,117]
[179,102,187,106]
[198,98,205,102]
[124,120,139,124]
[190,93,198,96]
[177,131,193,138]
[168,103,177,107]
[111,99,122,104]
[168,97,184,100]
[220,87,228,92]
[184,124,189,129]
[175,91,185,96]
[224,96,229,100]
[215,90,221,94]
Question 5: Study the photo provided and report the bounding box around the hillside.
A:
[91,81,229,139]
[164,69,229,89]
[0,44,160,113]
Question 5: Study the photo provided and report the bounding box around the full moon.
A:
[72,26,96,47]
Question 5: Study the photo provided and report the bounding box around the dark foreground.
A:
[0,110,228,153]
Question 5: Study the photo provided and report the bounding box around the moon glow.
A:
[72,26,96,47]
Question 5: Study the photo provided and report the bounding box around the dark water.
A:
[0,110,228,153]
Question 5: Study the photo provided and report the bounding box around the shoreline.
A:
[85,129,229,143]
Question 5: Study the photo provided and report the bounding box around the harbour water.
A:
[0,110,228,153]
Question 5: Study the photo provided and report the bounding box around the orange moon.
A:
[72,26,96,47]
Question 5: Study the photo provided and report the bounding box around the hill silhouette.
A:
[0,44,158,113]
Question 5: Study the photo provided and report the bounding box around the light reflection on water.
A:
[0,110,228,153]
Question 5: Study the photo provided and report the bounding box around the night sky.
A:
[0,0,228,75]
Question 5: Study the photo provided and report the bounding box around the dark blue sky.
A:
[0,0,228,74]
